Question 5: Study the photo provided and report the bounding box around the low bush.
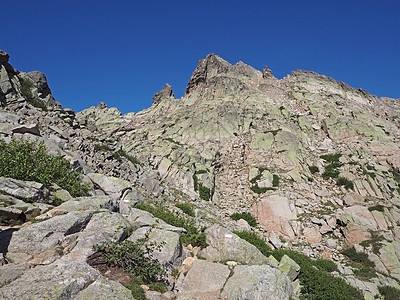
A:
[336,177,354,190]
[309,165,319,174]
[236,230,362,299]
[272,174,280,187]
[230,212,257,227]
[93,236,166,283]
[136,203,207,248]
[0,139,89,197]
[320,153,342,163]
[378,285,400,300]
[322,163,341,179]
[176,202,195,217]
[198,184,211,201]
[341,247,375,268]
[113,149,141,165]
[368,204,385,213]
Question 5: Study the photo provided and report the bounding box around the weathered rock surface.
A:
[74,278,135,300]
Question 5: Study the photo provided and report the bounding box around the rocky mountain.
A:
[0,49,400,299]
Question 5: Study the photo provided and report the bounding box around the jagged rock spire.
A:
[262,65,274,79]
[0,50,9,64]
[152,83,175,104]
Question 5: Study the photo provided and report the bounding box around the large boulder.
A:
[222,265,295,300]
[252,194,298,240]
[66,211,130,262]
[0,177,46,202]
[56,195,118,212]
[74,278,135,300]
[128,227,184,269]
[87,173,131,196]
[0,260,100,299]
[199,224,269,265]
[176,259,230,300]
[7,210,93,263]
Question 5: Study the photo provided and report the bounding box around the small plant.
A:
[378,285,400,300]
[0,139,89,197]
[113,149,141,165]
[230,212,257,227]
[368,204,385,213]
[198,184,211,201]
[272,174,280,187]
[360,232,384,254]
[94,143,113,152]
[176,202,195,217]
[320,153,342,163]
[93,233,166,283]
[309,165,319,174]
[341,246,375,268]
[336,177,354,190]
[322,163,341,179]
[233,231,272,257]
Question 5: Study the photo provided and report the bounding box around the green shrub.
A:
[309,165,319,174]
[341,247,375,268]
[176,202,195,217]
[320,153,342,163]
[322,163,341,180]
[250,185,270,194]
[113,149,141,165]
[235,231,361,299]
[368,204,385,213]
[336,177,354,190]
[233,231,272,257]
[359,233,384,254]
[378,285,400,300]
[0,139,89,197]
[230,212,257,227]
[272,174,280,187]
[94,143,113,152]
[123,283,146,300]
[312,259,338,273]
[198,184,211,201]
[93,235,166,283]
[136,203,207,248]
[20,77,47,111]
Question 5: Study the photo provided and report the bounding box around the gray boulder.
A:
[0,263,28,286]
[0,260,100,299]
[74,278,135,300]
[87,173,131,196]
[7,210,93,263]
[199,224,269,265]
[128,227,184,269]
[176,259,230,300]
[0,177,46,202]
[11,123,41,136]
[222,265,295,300]
[66,211,130,261]
[56,195,118,212]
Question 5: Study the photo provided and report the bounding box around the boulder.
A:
[278,255,300,281]
[176,259,230,300]
[0,260,100,299]
[128,227,184,269]
[199,224,269,265]
[0,263,28,286]
[7,210,93,263]
[56,196,118,212]
[87,173,131,196]
[222,265,295,300]
[74,278,135,300]
[0,177,46,202]
[252,194,297,240]
[11,123,41,136]
[66,211,130,261]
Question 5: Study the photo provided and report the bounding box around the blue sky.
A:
[3,0,399,114]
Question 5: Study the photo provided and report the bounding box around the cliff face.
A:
[1,50,400,299]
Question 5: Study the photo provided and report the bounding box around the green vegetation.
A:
[360,232,384,254]
[309,165,319,174]
[193,172,211,201]
[341,246,375,268]
[136,203,207,248]
[234,231,272,257]
[236,230,362,299]
[368,204,385,213]
[320,153,342,163]
[230,212,257,227]
[93,237,166,283]
[94,144,141,165]
[94,143,113,152]
[19,77,47,111]
[378,285,400,300]
[336,177,354,190]
[250,185,272,194]
[176,202,195,217]
[272,174,280,187]
[0,139,89,197]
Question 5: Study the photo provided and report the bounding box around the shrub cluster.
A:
[309,165,319,174]
[378,285,400,300]
[94,144,141,165]
[0,139,89,197]
[236,230,362,299]
[193,172,211,201]
[176,202,195,217]
[19,77,47,111]
[230,212,257,227]
[136,203,207,248]
[93,235,166,283]
[336,177,354,190]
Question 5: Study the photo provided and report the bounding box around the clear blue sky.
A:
[3,0,399,114]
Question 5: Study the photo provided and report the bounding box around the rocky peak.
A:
[262,65,274,79]
[152,83,175,104]
[0,50,10,64]
[27,71,52,99]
